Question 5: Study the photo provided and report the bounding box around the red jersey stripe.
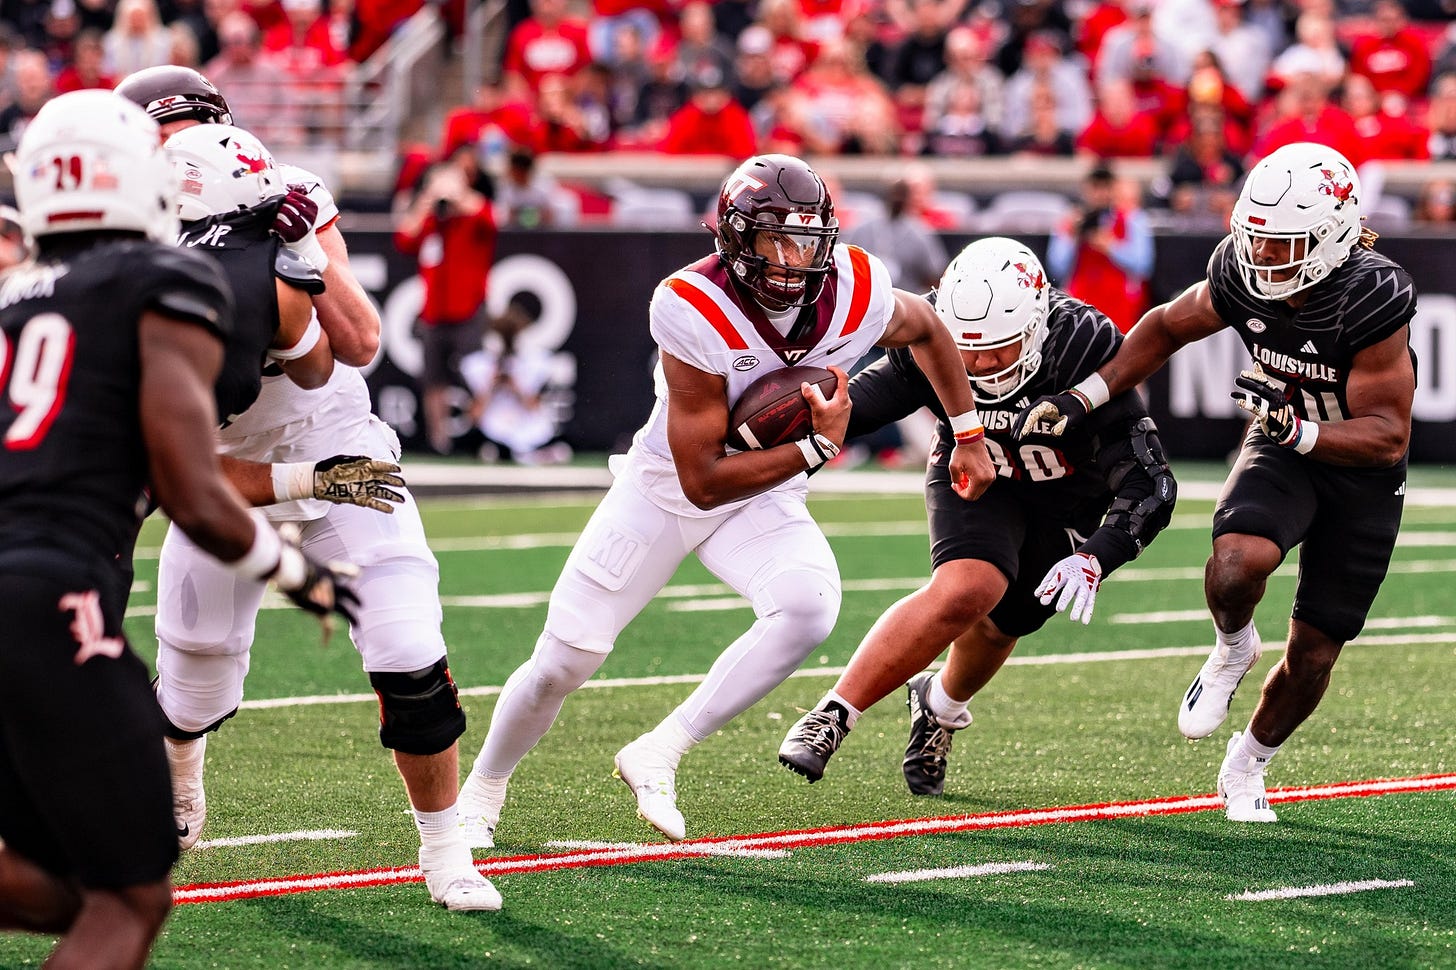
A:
[665,278,749,350]
[840,246,872,337]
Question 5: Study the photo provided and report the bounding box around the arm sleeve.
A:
[1077,392,1177,574]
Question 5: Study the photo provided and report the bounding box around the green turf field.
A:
[4,468,1454,969]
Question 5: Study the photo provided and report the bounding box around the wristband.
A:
[948,410,984,437]
[228,512,282,580]
[953,427,985,445]
[1071,373,1111,411]
[795,433,840,468]
[1292,419,1319,455]
[271,461,317,502]
[270,313,323,361]
[286,232,329,273]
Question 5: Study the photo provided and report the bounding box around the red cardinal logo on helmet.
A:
[1013,261,1047,292]
[1318,168,1354,203]
[234,151,269,174]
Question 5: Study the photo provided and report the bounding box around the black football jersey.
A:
[0,239,231,570]
[848,289,1145,533]
[177,206,288,425]
[1206,237,1417,423]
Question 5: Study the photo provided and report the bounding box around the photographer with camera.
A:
[395,144,498,453]
[1047,161,1153,334]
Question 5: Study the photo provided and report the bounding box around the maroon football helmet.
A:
[116,65,233,127]
[714,154,839,309]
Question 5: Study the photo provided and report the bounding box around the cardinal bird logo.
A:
[1318,168,1354,203]
[234,151,270,174]
[1013,261,1047,292]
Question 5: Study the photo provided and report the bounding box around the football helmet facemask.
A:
[714,154,839,310]
[935,236,1051,403]
[164,124,285,221]
[115,65,233,127]
[1231,141,1362,300]
[13,90,178,243]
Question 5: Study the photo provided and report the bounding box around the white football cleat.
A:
[613,736,686,842]
[419,841,502,912]
[166,736,207,851]
[1217,732,1278,823]
[1179,627,1263,740]
[457,772,508,849]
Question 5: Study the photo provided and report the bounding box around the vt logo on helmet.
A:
[935,236,1051,403]
[713,154,840,310]
[1231,142,1362,301]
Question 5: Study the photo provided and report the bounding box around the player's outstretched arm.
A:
[218,455,405,512]
[664,353,849,510]
[1014,282,1223,441]
[879,289,993,500]
[271,279,334,389]
[312,225,381,367]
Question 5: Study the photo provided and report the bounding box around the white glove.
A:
[1036,552,1103,625]
[286,229,329,273]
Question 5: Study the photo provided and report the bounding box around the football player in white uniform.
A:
[117,67,500,911]
[457,154,995,846]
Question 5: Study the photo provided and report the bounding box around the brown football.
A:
[726,365,838,451]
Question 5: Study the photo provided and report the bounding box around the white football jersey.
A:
[217,163,380,520]
[618,244,895,517]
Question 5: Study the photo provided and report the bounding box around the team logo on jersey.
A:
[1246,318,1267,333]
[1013,261,1047,292]
[733,355,759,371]
[1318,169,1355,204]
[60,590,124,665]
[783,348,808,363]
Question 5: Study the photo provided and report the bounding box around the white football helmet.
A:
[1231,141,1362,300]
[935,236,1051,403]
[12,89,177,242]
[163,124,285,221]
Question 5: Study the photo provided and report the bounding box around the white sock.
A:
[165,736,207,772]
[643,714,699,768]
[929,673,972,728]
[820,690,862,730]
[1215,621,1257,658]
[413,804,460,847]
[1238,728,1281,766]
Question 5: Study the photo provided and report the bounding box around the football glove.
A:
[1036,552,1102,625]
[272,186,320,244]
[1012,391,1091,441]
[1231,363,1302,447]
[271,524,359,640]
[314,455,406,513]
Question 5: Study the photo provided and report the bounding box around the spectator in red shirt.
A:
[1342,71,1429,160]
[263,0,344,67]
[439,79,535,159]
[503,0,592,99]
[394,147,498,454]
[1047,163,1153,334]
[524,71,609,153]
[659,66,757,156]
[55,28,114,91]
[755,0,816,85]
[1163,54,1254,156]
[1160,103,1246,222]
[1252,71,1363,165]
[1077,78,1161,157]
[1348,0,1431,101]
[788,34,898,153]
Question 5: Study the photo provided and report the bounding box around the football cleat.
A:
[614,736,686,842]
[1179,627,1262,740]
[419,841,502,911]
[457,772,508,849]
[903,671,970,796]
[1217,732,1278,823]
[166,736,208,850]
[778,707,849,784]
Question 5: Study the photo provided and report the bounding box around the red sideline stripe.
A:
[665,278,747,350]
[839,246,872,337]
[173,773,1456,905]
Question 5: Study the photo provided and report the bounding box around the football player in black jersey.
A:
[1013,141,1417,823]
[0,91,356,970]
[779,237,1176,794]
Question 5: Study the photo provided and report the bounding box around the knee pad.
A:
[368,658,466,755]
[156,694,238,742]
[752,568,842,648]
[153,643,250,737]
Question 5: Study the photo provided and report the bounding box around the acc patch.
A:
[1246,318,1267,333]
[733,355,759,371]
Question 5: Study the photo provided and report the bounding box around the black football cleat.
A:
[778,706,850,783]
[903,671,963,796]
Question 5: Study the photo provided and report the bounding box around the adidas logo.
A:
[1300,340,1318,354]
[1395,481,1406,496]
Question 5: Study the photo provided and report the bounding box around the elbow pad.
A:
[1102,417,1176,554]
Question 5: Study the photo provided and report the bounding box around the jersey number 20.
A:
[0,313,75,450]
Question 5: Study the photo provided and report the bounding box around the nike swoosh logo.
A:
[825,341,852,356]
[177,823,189,837]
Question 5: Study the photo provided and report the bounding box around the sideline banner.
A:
[347,229,1455,462]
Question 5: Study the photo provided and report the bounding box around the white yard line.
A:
[865,861,1052,883]
[544,840,789,859]
[1227,878,1414,902]
[194,829,357,850]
